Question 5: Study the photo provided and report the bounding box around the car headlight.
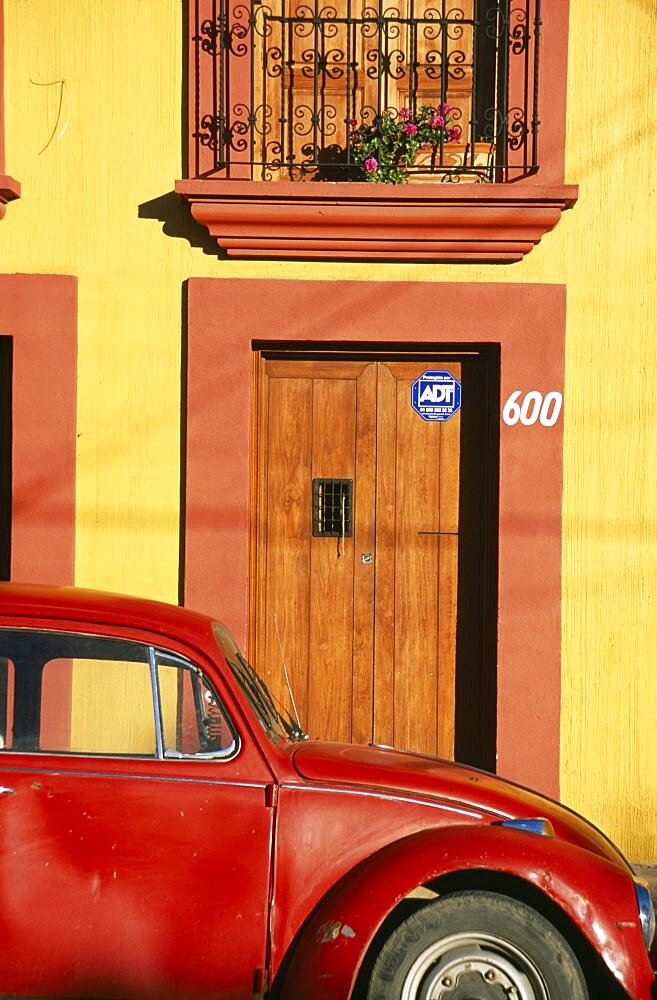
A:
[634,880,656,949]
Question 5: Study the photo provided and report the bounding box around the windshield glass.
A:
[212,623,306,743]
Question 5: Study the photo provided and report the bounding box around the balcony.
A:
[176,0,577,261]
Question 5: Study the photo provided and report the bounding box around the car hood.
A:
[292,741,627,868]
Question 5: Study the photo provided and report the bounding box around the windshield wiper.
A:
[231,652,307,741]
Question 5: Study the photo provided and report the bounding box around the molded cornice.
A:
[0,174,20,219]
[175,179,578,263]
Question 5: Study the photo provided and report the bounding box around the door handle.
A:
[0,786,14,795]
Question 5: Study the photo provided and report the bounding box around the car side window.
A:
[0,630,155,754]
[156,652,237,758]
[42,649,155,755]
[0,629,237,760]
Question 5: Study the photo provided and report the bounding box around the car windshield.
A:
[212,623,306,743]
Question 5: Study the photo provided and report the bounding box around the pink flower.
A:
[350,118,357,126]
[399,107,412,120]
[447,126,461,142]
[441,102,452,114]
[403,122,418,135]
[430,114,445,128]
[364,156,378,172]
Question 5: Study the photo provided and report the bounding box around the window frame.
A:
[187,0,536,185]
[154,646,240,761]
[0,627,240,763]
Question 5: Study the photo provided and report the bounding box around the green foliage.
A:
[349,104,461,184]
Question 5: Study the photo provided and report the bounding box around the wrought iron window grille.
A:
[190,0,541,183]
[312,479,353,537]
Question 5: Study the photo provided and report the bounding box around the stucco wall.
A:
[559,3,657,860]
[0,0,655,855]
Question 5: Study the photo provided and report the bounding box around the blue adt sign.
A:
[411,370,462,422]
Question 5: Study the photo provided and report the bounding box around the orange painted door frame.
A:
[184,278,566,798]
[0,274,77,585]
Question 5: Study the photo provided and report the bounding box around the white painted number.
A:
[502,390,563,427]
[539,391,563,427]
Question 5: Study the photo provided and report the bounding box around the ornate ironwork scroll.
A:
[191,0,541,181]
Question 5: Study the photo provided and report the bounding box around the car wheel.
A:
[367,890,589,1000]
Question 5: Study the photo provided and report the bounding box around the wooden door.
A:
[254,0,479,180]
[253,356,460,758]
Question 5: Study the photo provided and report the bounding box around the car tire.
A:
[367,890,589,999]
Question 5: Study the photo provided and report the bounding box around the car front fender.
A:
[277,823,654,1000]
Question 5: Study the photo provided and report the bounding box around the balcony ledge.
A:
[0,174,20,220]
[175,178,578,263]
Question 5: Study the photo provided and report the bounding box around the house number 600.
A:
[502,390,563,427]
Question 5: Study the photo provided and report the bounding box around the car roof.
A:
[0,583,218,648]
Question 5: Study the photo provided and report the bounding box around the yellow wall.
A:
[1,1,656,856]
[559,4,657,860]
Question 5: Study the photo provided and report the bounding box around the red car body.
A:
[0,583,653,999]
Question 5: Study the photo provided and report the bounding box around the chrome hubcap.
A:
[400,932,549,1000]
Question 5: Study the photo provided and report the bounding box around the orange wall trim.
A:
[184,278,566,797]
[0,0,5,170]
[0,274,77,584]
[0,0,19,215]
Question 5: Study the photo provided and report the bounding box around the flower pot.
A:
[406,142,495,183]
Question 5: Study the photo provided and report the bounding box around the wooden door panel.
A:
[394,364,445,756]
[404,0,475,130]
[255,0,477,179]
[371,363,398,749]
[437,532,459,755]
[257,360,377,743]
[351,363,378,744]
[374,362,461,758]
[256,356,460,758]
[264,360,370,379]
[256,371,314,725]
[256,3,367,180]
[307,375,359,742]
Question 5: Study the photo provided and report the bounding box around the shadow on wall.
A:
[138,192,224,258]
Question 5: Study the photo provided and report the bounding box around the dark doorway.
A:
[252,342,499,772]
[0,338,12,582]
[454,345,499,771]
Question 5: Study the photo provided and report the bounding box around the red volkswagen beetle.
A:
[0,583,653,999]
